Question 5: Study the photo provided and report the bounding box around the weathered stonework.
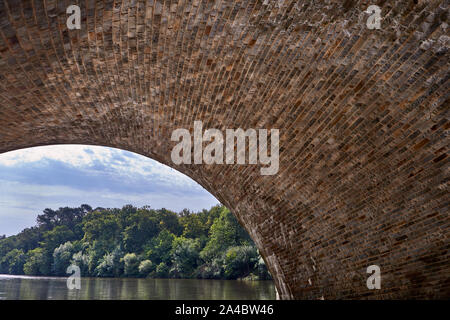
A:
[0,0,448,299]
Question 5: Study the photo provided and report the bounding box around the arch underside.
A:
[0,0,448,299]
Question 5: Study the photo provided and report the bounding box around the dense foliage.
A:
[0,205,271,280]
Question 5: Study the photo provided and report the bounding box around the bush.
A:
[197,257,224,279]
[223,246,258,279]
[123,253,140,277]
[170,237,200,278]
[138,260,153,277]
[86,241,105,275]
[155,262,169,278]
[94,247,124,277]
[71,251,89,276]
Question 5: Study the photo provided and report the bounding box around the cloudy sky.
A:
[0,145,218,236]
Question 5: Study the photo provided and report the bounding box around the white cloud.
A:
[0,145,199,189]
[0,145,109,166]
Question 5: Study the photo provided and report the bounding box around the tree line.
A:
[0,204,272,280]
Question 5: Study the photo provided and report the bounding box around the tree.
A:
[14,227,41,252]
[138,260,153,277]
[156,208,183,236]
[52,241,74,276]
[122,210,160,253]
[180,213,208,239]
[179,208,191,217]
[37,205,91,231]
[223,245,258,279]
[94,246,124,277]
[42,225,76,254]
[197,257,224,279]
[0,249,26,274]
[123,253,140,277]
[0,237,16,259]
[200,208,250,261]
[82,210,121,252]
[85,241,106,275]
[37,208,58,230]
[145,229,175,265]
[71,251,89,276]
[23,248,48,275]
[39,225,76,273]
[155,262,169,278]
[179,205,221,240]
[170,237,200,278]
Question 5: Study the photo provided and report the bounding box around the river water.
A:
[0,274,275,300]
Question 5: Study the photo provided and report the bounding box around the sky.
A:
[0,145,219,236]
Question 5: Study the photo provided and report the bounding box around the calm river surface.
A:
[0,274,275,300]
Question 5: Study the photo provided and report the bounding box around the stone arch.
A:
[0,0,448,299]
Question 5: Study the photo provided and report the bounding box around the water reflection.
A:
[0,275,275,300]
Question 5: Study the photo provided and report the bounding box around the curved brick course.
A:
[0,0,448,299]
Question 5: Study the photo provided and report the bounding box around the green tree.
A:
[42,226,76,254]
[85,241,107,275]
[200,208,250,261]
[155,262,169,278]
[156,208,183,236]
[52,241,74,276]
[14,227,41,253]
[71,251,90,276]
[170,237,200,278]
[23,248,48,275]
[223,245,258,279]
[0,249,26,274]
[0,237,17,261]
[37,205,91,232]
[197,257,224,279]
[138,259,153,277]
[94,246,124,277]
[122,210,160,253]
[145,229,175,265]
[180,212,207,239]
[83,210,121,253]
[180,205,221,240]
[123,253,140,277]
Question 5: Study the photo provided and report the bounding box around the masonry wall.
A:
[0,0,448,299]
